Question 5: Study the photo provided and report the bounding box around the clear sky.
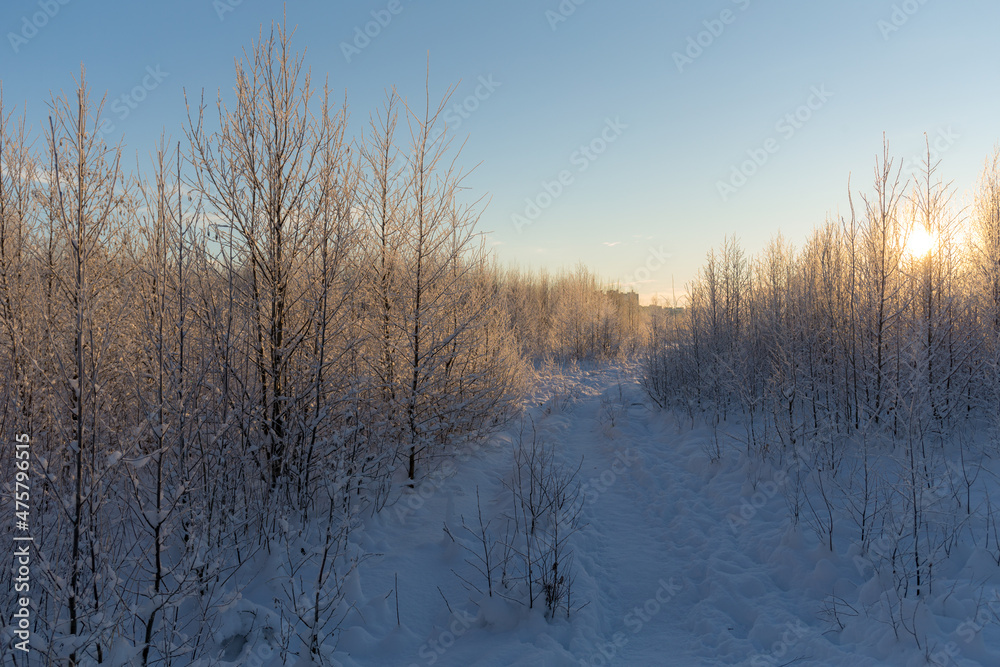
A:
[2,0,998,303]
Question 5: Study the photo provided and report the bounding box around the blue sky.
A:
[2,0,998,302]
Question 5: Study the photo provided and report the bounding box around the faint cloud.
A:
[620,245,672,289]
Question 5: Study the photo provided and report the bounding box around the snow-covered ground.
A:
[219,363,1000,666]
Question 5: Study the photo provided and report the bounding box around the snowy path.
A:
[216,364,1000,665]
[545,371,859,666]
[329,366,889,665]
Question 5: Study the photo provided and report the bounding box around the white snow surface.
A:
[220,363,1000,666]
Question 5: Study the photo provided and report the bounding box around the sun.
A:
[905,226,936,259]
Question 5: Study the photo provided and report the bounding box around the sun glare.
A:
[905,226,936,259]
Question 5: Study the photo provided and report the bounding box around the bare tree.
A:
[37,70,131,666]
[187,22,353,491]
